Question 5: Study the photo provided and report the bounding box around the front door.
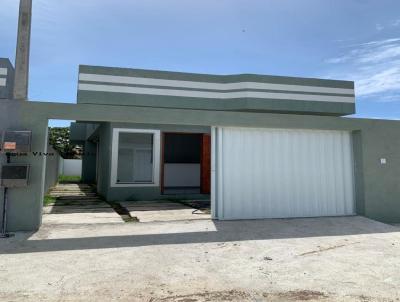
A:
[200,134,211,194]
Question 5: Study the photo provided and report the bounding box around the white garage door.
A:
[212,127,355,219]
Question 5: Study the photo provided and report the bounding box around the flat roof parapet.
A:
[77,65,355,116]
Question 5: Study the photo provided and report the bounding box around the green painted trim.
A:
[77,91,355,115]
[12,100,378,130]
[79,65,354,89]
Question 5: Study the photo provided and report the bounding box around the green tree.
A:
[48,127,76,158]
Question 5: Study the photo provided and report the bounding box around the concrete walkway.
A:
[44,183,211,225]
[43,183,124,225]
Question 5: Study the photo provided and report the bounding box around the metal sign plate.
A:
[3,142,16,150]
[1,131,32,153]
[0,164,30,187]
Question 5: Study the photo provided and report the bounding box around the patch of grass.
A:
[43,195,56,206]
[58,175,81,184]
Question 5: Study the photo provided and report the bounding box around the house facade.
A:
[69,65,399,221]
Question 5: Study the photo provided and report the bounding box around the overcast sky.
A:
[1,0,399,126]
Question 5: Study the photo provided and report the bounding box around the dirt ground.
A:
[1,209,400,301]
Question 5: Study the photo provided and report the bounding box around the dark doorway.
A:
[162,133,210,195]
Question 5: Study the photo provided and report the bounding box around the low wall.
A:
[164,163,200,187]
[44,145,61,193]
[59,158,82,177]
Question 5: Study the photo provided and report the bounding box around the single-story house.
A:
[1,59,400,231]
[69,64,400,221]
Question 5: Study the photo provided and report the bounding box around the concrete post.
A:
[13,0,32,101]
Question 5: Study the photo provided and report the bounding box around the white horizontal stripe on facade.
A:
[79,73,354,95]
[78,83,354,103]
[0,68,8,76]
[0,78,6,86]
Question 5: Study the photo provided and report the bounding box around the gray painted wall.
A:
[69,122,86,143]
[81,140,96,183]
[70,122,99,183]
[0,99,400,231]
[96,123,111,199]
[70,122,99,143]
[164,164,200,187]
[359,125,400,222]
[44,144,60,194]
[61,159,82,177]
[0,101,48,231]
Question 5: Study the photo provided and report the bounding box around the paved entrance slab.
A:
[120,200,211,222]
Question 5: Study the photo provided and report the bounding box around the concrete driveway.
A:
[1,215,400,301]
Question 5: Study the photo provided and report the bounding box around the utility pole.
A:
[13,0,32,101]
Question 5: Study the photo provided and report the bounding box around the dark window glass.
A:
[164,134,201,164]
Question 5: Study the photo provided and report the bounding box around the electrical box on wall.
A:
[1,130,32,153]
[0,164,30,187]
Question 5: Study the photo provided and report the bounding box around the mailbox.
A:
[0,164,30,187]
[1,130,32,153]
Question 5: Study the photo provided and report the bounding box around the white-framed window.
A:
[110,128,160,187]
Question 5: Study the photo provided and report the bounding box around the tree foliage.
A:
[48,127,77,159]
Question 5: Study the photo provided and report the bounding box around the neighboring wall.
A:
[59,158,82,177]
[0,58,15,100]
[45,148,82,194]
[44,144,61,193]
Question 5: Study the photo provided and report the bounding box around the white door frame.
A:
[110,128,161,187]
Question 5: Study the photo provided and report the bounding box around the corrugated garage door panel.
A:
[213,127,355,219]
